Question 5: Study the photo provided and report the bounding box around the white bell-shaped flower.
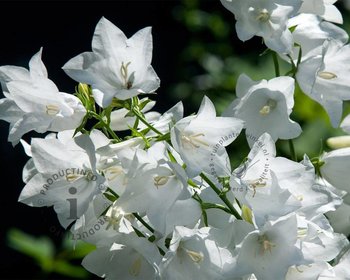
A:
[297,39,350,127]
[220,0,302,53]
[63,17,160,108]
[0,48,86,145]
[224,74,301,146]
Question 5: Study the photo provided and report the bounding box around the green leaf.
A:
[7,228,55,272]
[156,132,171,142]
[289,25,297,33]
[125,110,136,117]
[61,235,96,260]
[128,126,150,148]
[139,98,152,111]
[103,192,118,202]
[53,259,89,278]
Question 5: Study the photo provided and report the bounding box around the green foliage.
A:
[7,228,95,279]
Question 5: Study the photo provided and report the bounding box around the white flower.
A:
[63,17,160,108]
[327,202,350,237]
[227,214,306,280]
[220,0,302,53]
[18,132,106,228]
[109,98,159,131]
[146,101,184,137]
[296,39,350,127]
[0,48,86,145]
[327,247,350,279]
[70,194,115,244]
[276,157,343,217]
[114,142,202,236]
[286,13,348,61]
[171,96,244,178]
[82,233,161,280]
[320,147,350,194]
[198,185,236,229]
[232,134,342,226]
[160,226,233,280]
[286,262,334,279]
[231,171,302,227]
[111,100,183,135]
[224,74,301,146]
[299,0,343,24]
[299,214,349,262]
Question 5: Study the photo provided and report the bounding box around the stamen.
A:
[256,9,270,22]
[247,179,266,197]
[185,249,204,263]
[181,133,209,149]
[260,105,271,115]
[46,104,60,115]
[297,228,308,239]
[66,170,95,182]
[106,166,124,181]
[257,234,275,255]
[66,174,80,182]
[154,176,169,188]
[260,99,277,116]
[317,71,337,80]
[120,61,134,89]
[105,207,124,230]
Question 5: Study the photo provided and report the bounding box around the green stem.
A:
[131,108,163,136]
[272,52,280,77]
[202,203,232,215]
[90,112,122,142]
[133,213,155,233]
[296,45,303,68]
[200,173,242,220]
[289,139,297,161]
[188,179,200,189]
[106,188,155,235]
[107,187,119,198]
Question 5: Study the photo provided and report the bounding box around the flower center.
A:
[105,206,130,230]
[317,71,337,80]
[46,104,60,116]
[120,61,134,89]
[247,179,266,197]
[259,99,277,116]
[256,8,270,22]
[181,133,209,149]
[297,228,308,239]
[66,170,95,182]
[257,234,275,255]
[106,166,124,181]
[154,175,169,188]
[185,249,204,263]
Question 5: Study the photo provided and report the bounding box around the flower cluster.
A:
[1,1,350,279]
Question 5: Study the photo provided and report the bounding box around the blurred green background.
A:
[1,0,350,279]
